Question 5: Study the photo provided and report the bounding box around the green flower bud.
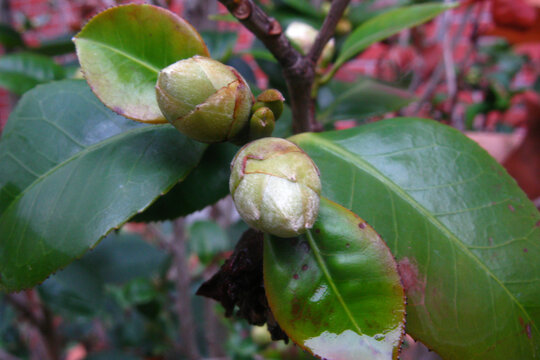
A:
[230,138,321,238]
[249,106,275,140]
[156,55,253,143]
[252,89,285,120]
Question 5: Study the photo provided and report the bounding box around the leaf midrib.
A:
[299,134,540,338]
[306,228,364,335]
[75,37,161,74]
[0,124,173,219]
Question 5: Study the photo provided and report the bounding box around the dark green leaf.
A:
[133,143,236,222]
[265,197,405,360]
[290,118,540,358]
[74,4,209,123]
[334,3,454,71]
[122,278,158,305]
[38,231,166,317]
[188,220,230,264]
[0,80,206,291]
[318,78,416,123]
[201,31,237,62]
[0,24,24,49]
[83,232,167,284]
[273,104,293,138]
[30,34,76,56]
[280,0,321,18]
[0,53,65,95]
[38,256,104,316]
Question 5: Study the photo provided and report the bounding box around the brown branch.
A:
[308,0,350,64]
[218,0,301,68]
[5,292,61,360]
[148,222,201,359]
[218,0,348,133]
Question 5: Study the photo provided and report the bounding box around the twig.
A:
[171,219,201,360]
[308,0,350,64]
[442,1,456,109]
[218,0,301,68]
[219,0,349,133]
[5,292,61,360]
[413,4,474,115]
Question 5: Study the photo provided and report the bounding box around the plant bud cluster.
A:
[155,56,284,144]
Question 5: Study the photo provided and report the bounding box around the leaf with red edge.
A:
[264,197,406,360]
[74,4,209,123]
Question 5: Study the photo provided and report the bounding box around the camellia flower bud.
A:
[252,89,285,120]
[248,107,275,140]
[230,138,321,238]
[156,55,253,143]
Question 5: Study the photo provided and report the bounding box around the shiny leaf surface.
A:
[133,142,237,222]
[290,118,540,359]
[0,53,65,95]
[0,80,205,291]
[334,3,454,71]
[264,197,405,360]
[74,4,209,123]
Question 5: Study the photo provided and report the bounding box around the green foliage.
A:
[74,4,209,123]
[290,118,540,358]
[265,198,405,359]
[328,2,455,81]
[188,220,230,264]
[318,78,416,123]
[0,52,66,95]
[0,80,205,290]
[133,143,237,222]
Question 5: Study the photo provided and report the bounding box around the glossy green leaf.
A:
[132,143,237,222]
[290,118,540,359]
[264,197,405,360]
[188,220,230,264]
[0,53,65,95]
[318,79,416,123]
[74,4,209,123]
[0,80,206,291]
[334,3,454,72]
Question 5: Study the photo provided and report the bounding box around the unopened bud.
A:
[156,55,253,143]
[230,138,321,238]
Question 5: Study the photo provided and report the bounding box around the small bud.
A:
[335,18,352,36]
[252,89,285,120]
[249,107,275,140]
[230,138,321,238]
[156,55,253,143]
